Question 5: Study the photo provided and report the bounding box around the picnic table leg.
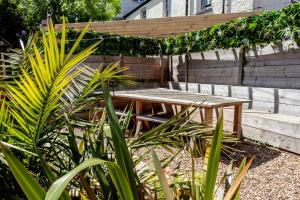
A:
[135,100,143,135]
[204,107,213,126]
[233,103,243,138]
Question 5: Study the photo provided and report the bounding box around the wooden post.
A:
[204,107,213,126]
[185,54,189,91]
[120,54,124,69]
[237,48,245,85]
[168,55,173,82]
[135,100,143,135]
[160,53,164,87]
[233,103,243,138]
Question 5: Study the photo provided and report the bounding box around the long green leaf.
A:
[224,156,254,200]
[151,148,173,200]
[0,142,46,200]
[203,109,224,200]
[102,85,140,199]
[45,158,134,200]
[232,158,246,200]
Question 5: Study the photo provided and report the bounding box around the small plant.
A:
[152,110,254,200]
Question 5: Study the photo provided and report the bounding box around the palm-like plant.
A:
[0,17,248,200]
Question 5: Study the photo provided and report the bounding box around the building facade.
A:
[117,0,145,19]
[124,0,296,20]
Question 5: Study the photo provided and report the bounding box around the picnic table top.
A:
[112,88,251,108]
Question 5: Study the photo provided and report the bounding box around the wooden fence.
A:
[55,12,259,38]
[170,41,300,89]
[83,55,169,87]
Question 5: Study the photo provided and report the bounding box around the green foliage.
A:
[0,16,246,200]
[11,0,120,29]
[67,2,300,56]
[165,2,300,54]
[0,0,26,50]
[64,29,163,56]
[152,111,253,200]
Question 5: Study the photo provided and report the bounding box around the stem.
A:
[191,145,195,199]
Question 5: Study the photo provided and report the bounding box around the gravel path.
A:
[137,139,300,200]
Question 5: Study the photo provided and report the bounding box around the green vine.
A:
[63,2,300,56]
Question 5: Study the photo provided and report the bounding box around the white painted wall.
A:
[125,0,294,19]
[253,0,292,11]
[171,0,187,17]
[127,0,164,19]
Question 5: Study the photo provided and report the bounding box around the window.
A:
[201,0,212,10]
[165,0,171,17]
[141,8,146,19]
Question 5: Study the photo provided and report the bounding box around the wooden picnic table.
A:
[112,88,251,137]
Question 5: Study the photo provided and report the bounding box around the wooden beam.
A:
[55,12,260,38]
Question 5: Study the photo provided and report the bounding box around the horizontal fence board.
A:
[243,77,300,89]
[214,85,229,97]
[225,109,300,139]
[189,67,238,76]
[82,55,168,82]
[188,76,238,85]
[244,65,300,78]
[189,60,238,68]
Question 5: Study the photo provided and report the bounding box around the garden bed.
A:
[136,139,300,200]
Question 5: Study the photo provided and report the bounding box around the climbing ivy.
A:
[165,2,300,54]
[64,30,163,56]
[64,2,300,56]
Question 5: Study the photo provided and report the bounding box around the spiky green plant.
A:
[0,16,243,200]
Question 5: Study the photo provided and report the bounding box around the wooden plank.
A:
[237,48,245,85]
[55,12,259,38]
[214,85,229,97]
[233,104,243,137]
[244,65,300,78]
[189,67,239,77]
[243,77,300,89]
[187,83,200,93]
[136,115,169,123]
[113,88,250,108]
[204,107,213,126]
[188,76,239,85]
[185,54,189,91]
[189,60,238,68]
[224,121,300,154]
[160,53,164,87]
[200,84,213,95]
[224,108,300,139]
[135,99,143,134]
[190,49,240,60]
[278,89,300,105]
[169,55,173,82]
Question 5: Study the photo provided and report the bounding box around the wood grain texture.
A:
[55,12,259,38]
[82,55,168,81]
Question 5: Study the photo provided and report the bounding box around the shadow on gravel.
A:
[221,139,282,169]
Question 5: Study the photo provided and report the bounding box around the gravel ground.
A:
[136,139,300,200]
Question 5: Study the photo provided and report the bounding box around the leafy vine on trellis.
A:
[62,2,300,56]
